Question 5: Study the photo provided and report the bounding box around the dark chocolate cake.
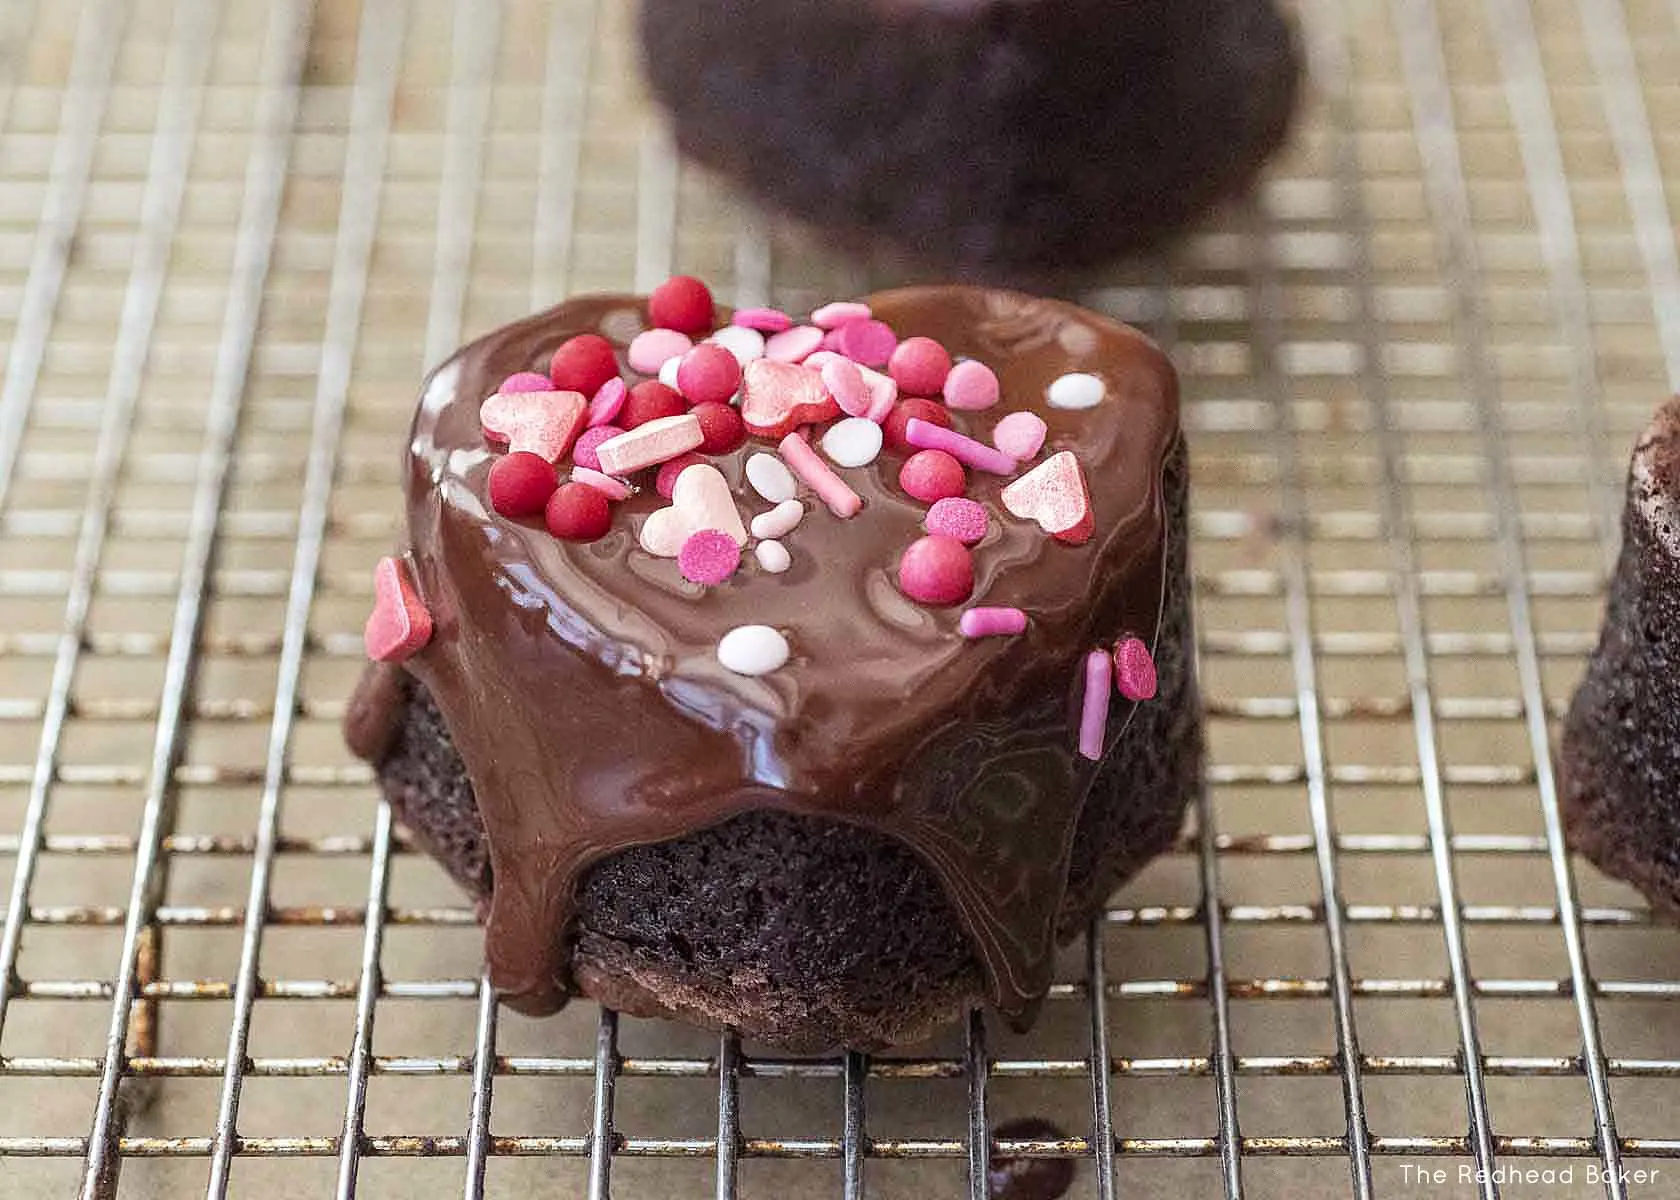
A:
[347,281,1201,1050]
[1562,395,1680,913]
[637,0,1303,277]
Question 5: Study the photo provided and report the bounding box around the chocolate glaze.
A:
[349,286,1180,1018]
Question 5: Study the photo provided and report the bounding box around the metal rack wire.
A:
[1,0,1678,1196]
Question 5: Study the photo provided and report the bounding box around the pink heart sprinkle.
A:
[1000,450,1094,544]
[678,529,743,585]
[480,389,587,463]
[1114,637,1159,701]
[992,411,1048,460]
[363,556,432,663]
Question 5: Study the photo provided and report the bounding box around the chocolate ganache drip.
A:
[349,286,1182,1020]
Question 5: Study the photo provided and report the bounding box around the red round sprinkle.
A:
[829,319,897,368]
[549,334,619,396]
[925,496,988,545]
[648,275,715,334]
[690,400,746,456]
[487,451,558,518]
[678,529,742,585]
[898,535,974,606]
[622,380,689,429]
[500,371,556,394]
[571,425,624,472]
[887,337,953,396]
[675,343,742,405]
[900,449,967,504]
[546,481,612,542]
[656,452,707,499]
[882,397,953,451]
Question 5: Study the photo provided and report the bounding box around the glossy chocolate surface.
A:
[351,286,1180,1017]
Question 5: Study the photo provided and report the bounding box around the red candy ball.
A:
[888,337,953,396]
[898,535,974,606]
[656,452,707,499]
[549,334,619,396]
[882,396,953,451]
[691,400,746,456]
[546,481,612,542]
[487,451,558,518]
[648,275,715,334]
[676,344,742,405]
[621,381,688,429]
[900,449,967,504]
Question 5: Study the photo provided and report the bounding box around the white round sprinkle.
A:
[1047,372,1106,410]
[708,324,766,366]
[746,452,797,503]
[717,624,789,676]
[659,356,682,390]
[755,539,792,574]
[820,416,884,468]
[751,498,805,540]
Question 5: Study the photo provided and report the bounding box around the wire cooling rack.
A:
[1,0,1679,1197]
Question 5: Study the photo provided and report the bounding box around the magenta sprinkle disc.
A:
[678,529,742,586]
[925,497,989,545]
[1115,636,1159,701]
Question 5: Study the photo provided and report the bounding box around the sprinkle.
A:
[587,377,627,427]
[746,452,798,504]
[595,413,704,475]
[659,356,682,389]
[571,425,623,472]
[675,343,743,405]
[888,337,953,397]
[549,334,619,396]
[925,496,988,544]
[1078,649,1113,761]
[904,418,1017,475]
[679,529,743,585]
[821,416,884,468]
[1000,451,1094,545]
[708,323,766,365]
[570,466,633,502]
[992,411,1048,460]
[638,463,747,557]
[500,371,556,394]
[654,453,706,499]
[897,535,974,606]
[648,274,715,334]
[750,498,805,540]
[628,328,693,375]
[546,481,612,543]
[717,624,790,676]
[739,358,839,439]
[811,300,871,329]
[883,397,950,450]
[765,325,825,363]
[488,451,559,517]
[480,389,587,463]
[960,607,1028,639]
[1114,636,1159,701]
[859,363,899,423]
[755,539,792,574]
[733,306,794,333]
[1047,372,1106,410]
[364,556,432,663]
[942,360,1001,411]
[690,401,747,455]
[622,380,687,429]
[829,318,897,367]
[899,449,967,504]
[779,431,863,518]
[820,357,870,417]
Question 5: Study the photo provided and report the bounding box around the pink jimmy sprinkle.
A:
[810,300,871,329]
[904,417,1018,475]
[1115,636,1159,701]
[732,307,795,333]
[959,607,1027,639]
[1078,649,1114,762]
[777,432,863,519]
[587,377,627,428]
[570,466,632,502]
